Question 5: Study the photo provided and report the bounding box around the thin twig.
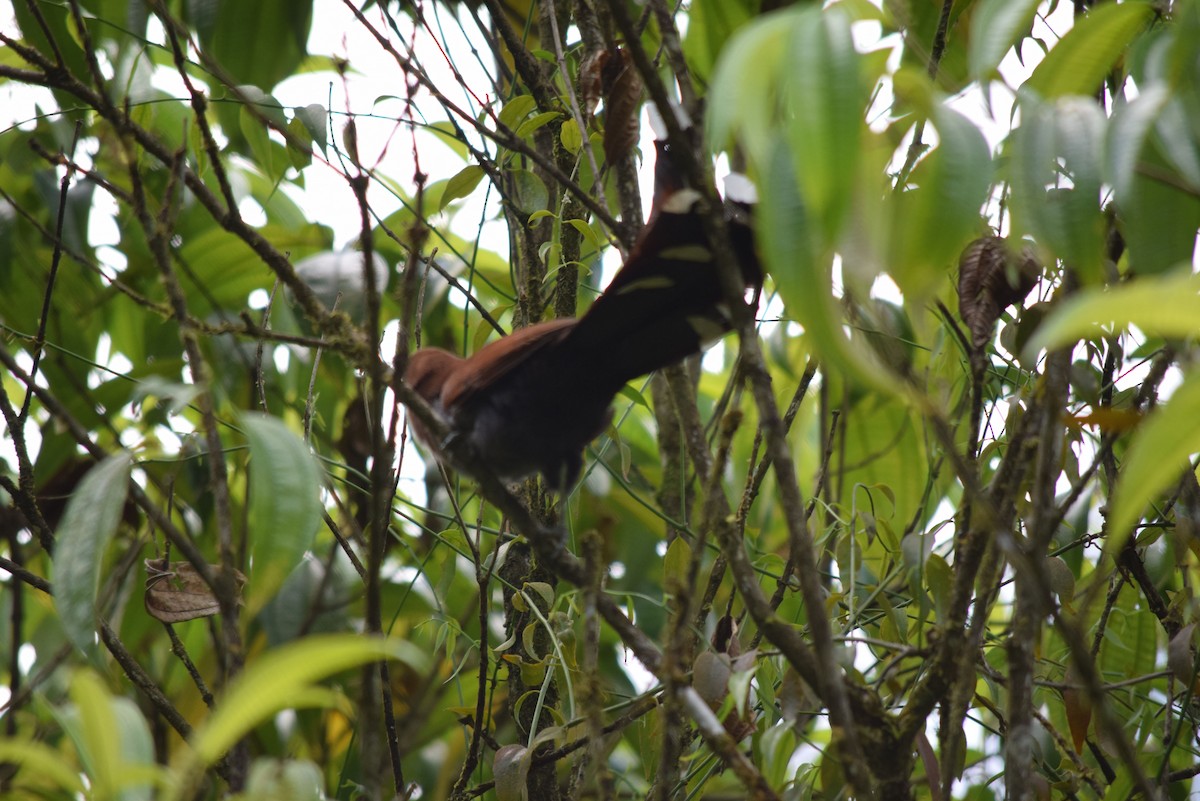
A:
[20,120,82,422]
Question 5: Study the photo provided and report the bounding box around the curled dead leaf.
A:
[580,47,642,167]
[711,614,739,656]
[144,558,246,623]
[957,236,1041,372]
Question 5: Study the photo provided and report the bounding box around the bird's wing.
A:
[440,318,577,409]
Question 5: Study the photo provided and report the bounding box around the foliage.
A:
[1,0,1200,800]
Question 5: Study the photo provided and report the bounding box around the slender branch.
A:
[20,121,81,422]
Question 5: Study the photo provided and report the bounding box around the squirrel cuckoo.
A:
[404,139,760,490]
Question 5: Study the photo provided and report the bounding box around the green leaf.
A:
[515,110,561,139]
[12,0,89,85]
[68,670,122,797]
[925,554,953,624]
[784,5,861,242]
[200,0,313,90]
[1024,271,1200,357]
[0,741,85,794]
[52,453,133,657]
[617,383,650,409]
[1117,133,1200,277]
[498,95,537,131]
[1154,97,1200,191]
[177,223,326,317]
[969,0,1041,80]
[682,0,756,82]
[757,141,890,394]
[285,118,313,171]
[1025,2,1153,99]
[183,635,427,770]
[707,9,791,161]
[426,121,470,161]
[1010,94,1107,282]
[891,103,992,298]
[566,218,606,252]
[509,169,549,214]
[236,85,289,129]
[559,119,583,154]
[663,536,692,591]
[1107,85,1170,200]
[243,413,323,606]
[240,101,289,185]
[62,670,160,801]
[293,103,328,152]
[440,165,486,211]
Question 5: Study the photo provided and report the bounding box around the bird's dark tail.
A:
[564,136,762,391]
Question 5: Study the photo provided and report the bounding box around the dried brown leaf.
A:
[143,558,246,623]
[711,613,739,655]
[579,48,606,116]
[957,236,1041,371]
[601,48,642,167]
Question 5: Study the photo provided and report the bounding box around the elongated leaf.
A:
[440,165,485,211]
[1155,98,1200,191]
[201,0,312,90]
[1108,86,1170,200]
[969,0,1041,80]
[892,103,993,298]
[70,670,120,797]
[508,168,548,214]
[294,103,328,152]
[52,453,133,657]
[1106,370,1200,550]
[1025,3,1153,99]
[1010,94,1107,281]
[683,0,756,82]
[785,6,861,242]
[707,9,791,163]
[0,741,85,794]
[185,635,426,767]
[60,670,159,801]
[497,95,537,131]
[1062,682,1091,754]
[1119,136,1200,277]
[758,142,889,393]
[515,110,561,139]
[1025,271,1200,356]
[244,414,322,605]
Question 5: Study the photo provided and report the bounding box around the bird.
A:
[403,137,761,490]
